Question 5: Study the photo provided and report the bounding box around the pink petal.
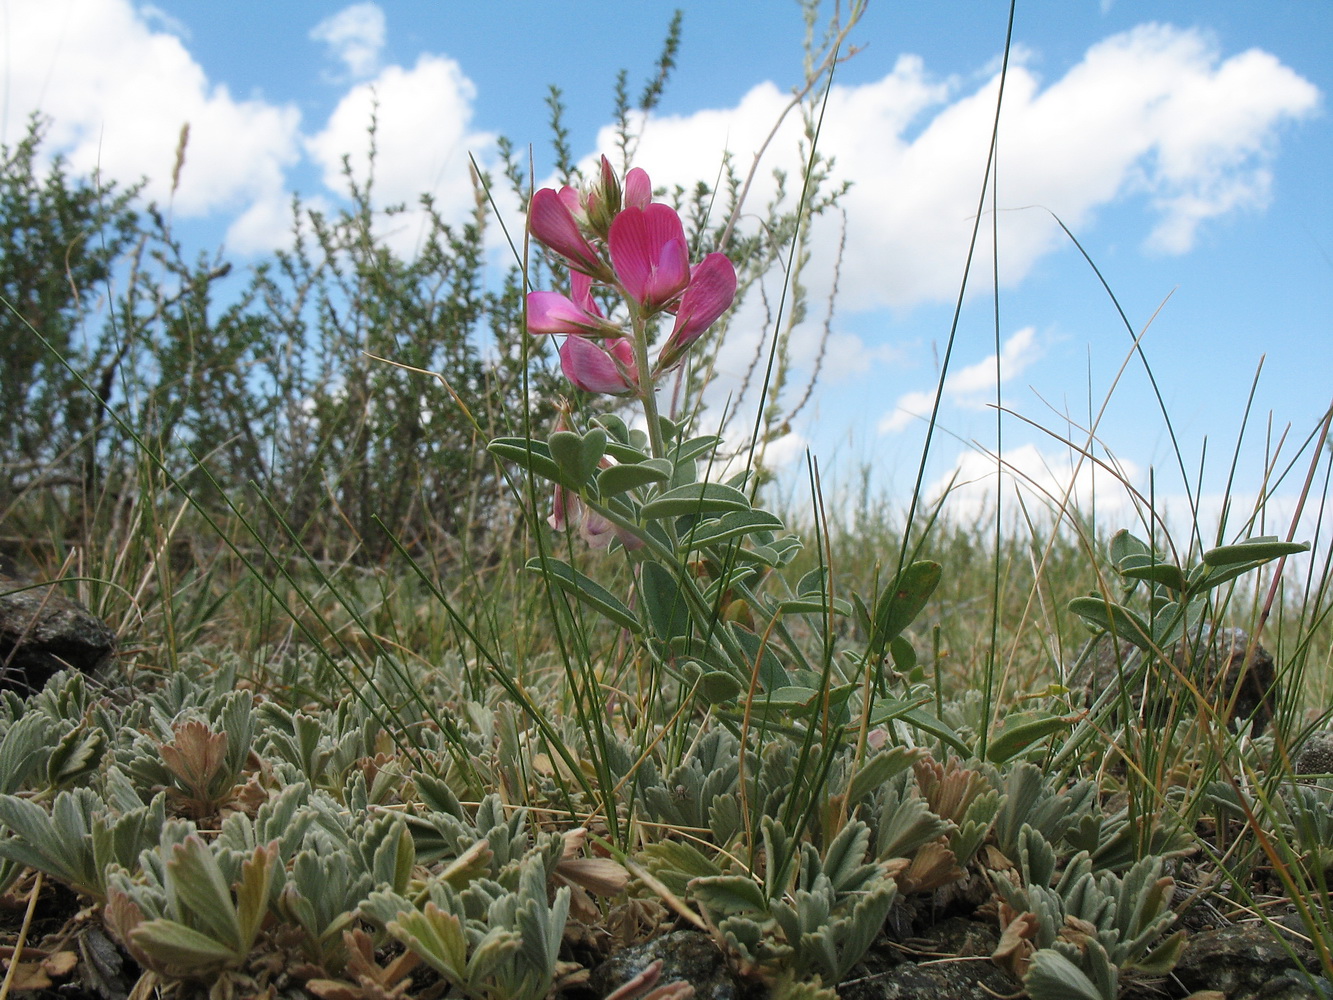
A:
[624,168,651,210]
[549,482,579,531]
[580,509,645,551]
[526,290,612,336]
[580,509,615,548]
[658,253,737,368]
[530,188,604,275]
[557,185,582,215]
[560,336,637,396]
[598,155,620,210]
[608,204,690,309]
[570,271,602,317]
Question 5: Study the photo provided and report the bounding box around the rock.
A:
[1172,922,1330,1000]
[588,930,742,1000]
[0,572,116,694]
[1294,730,1333,775]
[838,916,1014,1000]
[1069,626,1276,734]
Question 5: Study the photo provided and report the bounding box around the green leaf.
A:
[1202,536,1308,567]
[603,441,650,464]
[668,434,724,464]
[1116,554,1187,593]
[389,901,468,984]
[640,562,691,640]
[548,427,606,485]
[691,874,769,916]
[166,835,243,950]
[641,482,751,520]
[593,412,631,444]
[820,820,875,892]
[1109,529,1153,568]
[465,926,522,987]
[846,747,921,805]
[131,918,242,970]
[679,510,786,551]
[0,714,48,796]
[597,459,672,496]
[698,671,743,704]
[641,840,723,882]
[1068,597,1152,651]
[234,843,279,950]
[414,773,465,820]
[778,597,854,617]
[1134,929,1187,974]
[488,438,572,488]
[889,636,917,674]
[986,713,1078,764]
[900,707,971,757]
[1024,948,1110,1000]
[867,562,941,660]
[761,686,819,709]
[730,623,788,690]
[526,557,642,633]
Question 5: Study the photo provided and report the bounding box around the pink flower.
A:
[560,335,637,396]
[549,480,578,532]
[570,270,600,314]
[608,204,690,311]
[623,167,651,210]
[526,289,618,337]
[579,507,644,551]
[529,188,607,277]
[657,253,737,370]
[527,272,624,338]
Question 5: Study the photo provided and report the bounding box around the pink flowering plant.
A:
[489,157,947,734]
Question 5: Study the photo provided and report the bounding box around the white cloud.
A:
[2,0,300,222]
[928,442,1145,527]
[927,442,1329,590]
[2,9,1316,302]
[604,25,1317,313]
[311,4,386,81]
[138,4,190,40]
[304,54,497,255]
[879,326,1042,432]
[879,388,940,434]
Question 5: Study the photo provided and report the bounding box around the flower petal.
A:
[570,271,602,317]
[608,204,690,309]
[658,253,737,369]
[623,167,651,210]
[560,336,637,395]
[527,290,612,336]
[549,482,579,531]
[530,188,605,275]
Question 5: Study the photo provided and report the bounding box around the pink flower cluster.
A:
[527,157,737,395]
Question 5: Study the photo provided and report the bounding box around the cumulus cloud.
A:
[304,54,497,254]
[879,326,1042,433]
[2,0,300,227]
[928,442,1145,527]
[311,4,386,81]
[605,25,1317,313]
[3,7,1316,302]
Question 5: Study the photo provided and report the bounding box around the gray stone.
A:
[1172,922,1329,1000]
[589,930,741,1000]
[1069,626,1277,734]
[837,916,1013,1000]
[1294,730,1333,775]
[0,571,116,694]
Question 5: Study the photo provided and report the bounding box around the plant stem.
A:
[628,305,666,460]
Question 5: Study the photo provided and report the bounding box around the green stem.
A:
[627,304,666,460]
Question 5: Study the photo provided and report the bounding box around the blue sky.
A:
[4,1,1329,542]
